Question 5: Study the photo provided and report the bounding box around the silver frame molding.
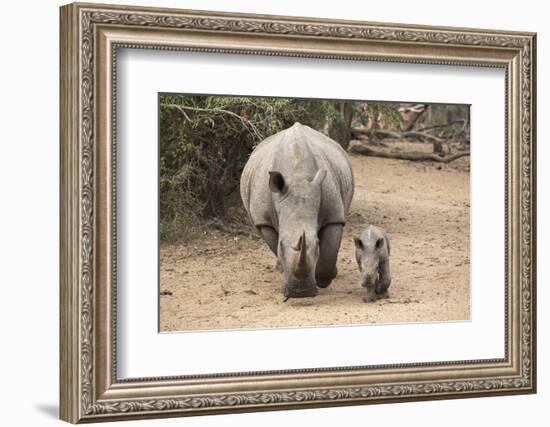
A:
[60,2,536,423]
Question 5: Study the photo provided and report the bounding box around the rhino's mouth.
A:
[361,272,379,288]
[284,284,318,299]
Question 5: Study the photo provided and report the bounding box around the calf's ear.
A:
[354,237,363,249]
[375,237,384,250]
[268,171,287,194]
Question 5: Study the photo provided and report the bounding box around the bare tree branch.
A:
[161,103,264,140]
[398,104,428,131]
[415,119,467,133]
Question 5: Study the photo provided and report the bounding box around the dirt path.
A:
[160,145,470,332]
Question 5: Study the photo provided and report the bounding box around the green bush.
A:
[159,95,346,242]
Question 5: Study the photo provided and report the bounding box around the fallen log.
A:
[351,127,445,144]
[349,143,470,163]
[352,132,388,147]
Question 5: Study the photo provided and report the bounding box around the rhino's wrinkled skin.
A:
[354,225,391,303]
[240,123,354,298]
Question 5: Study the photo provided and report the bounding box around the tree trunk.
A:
[327,101,353,149]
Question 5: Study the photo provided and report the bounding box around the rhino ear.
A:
[354,237,363,250]
[311,168,326,186]
[268,171,287,194]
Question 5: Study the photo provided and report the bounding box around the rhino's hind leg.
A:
[316,224,343,288]
[258,226,280,269]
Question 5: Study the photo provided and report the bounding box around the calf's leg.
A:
[376,257,391,295]
[363,286,377,303]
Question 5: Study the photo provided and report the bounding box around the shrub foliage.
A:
[159,95,354,241]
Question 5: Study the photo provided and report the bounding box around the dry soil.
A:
[160,143,470,332]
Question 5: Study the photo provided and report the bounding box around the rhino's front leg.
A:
[376,257,391,295]
[258,226,278,255]
[258,226,282,271]
[315,224,343,288]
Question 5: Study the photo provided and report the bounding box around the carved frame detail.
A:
[60,2,536,423]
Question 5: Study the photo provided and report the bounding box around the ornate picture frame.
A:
[60,2,536,423]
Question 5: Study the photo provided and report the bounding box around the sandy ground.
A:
[160,143,470,332]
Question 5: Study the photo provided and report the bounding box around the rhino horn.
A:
[292,231,311,279]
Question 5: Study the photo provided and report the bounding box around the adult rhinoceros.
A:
[240,122,354,298]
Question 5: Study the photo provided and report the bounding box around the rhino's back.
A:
[240,123,354,230]
[296,123,354,212]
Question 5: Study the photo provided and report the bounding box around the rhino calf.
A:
[354,225,391,303]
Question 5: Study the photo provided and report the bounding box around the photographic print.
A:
[158,94,471,332]
[60,4,535,421]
